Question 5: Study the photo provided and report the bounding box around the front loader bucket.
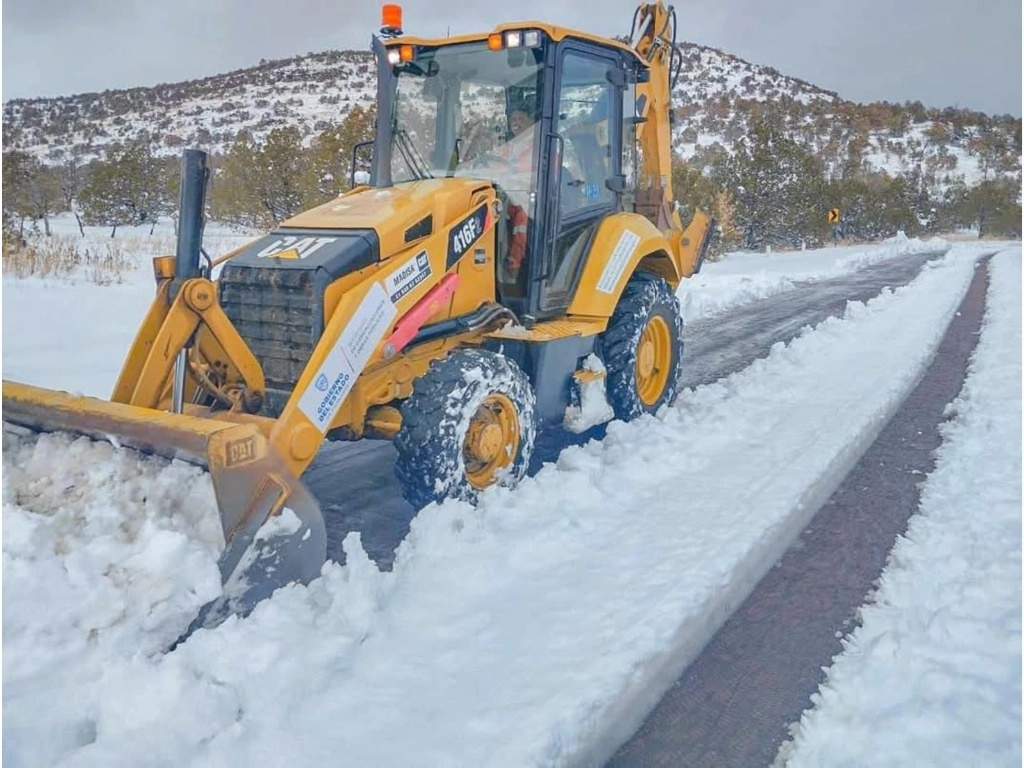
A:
[2,380,327,641]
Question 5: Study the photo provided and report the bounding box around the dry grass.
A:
[2,234,140,284]
[82,241,139,285]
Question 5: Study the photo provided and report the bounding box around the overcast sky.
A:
[2,0,1021,116]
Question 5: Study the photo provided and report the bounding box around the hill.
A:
[3,42,1019,196]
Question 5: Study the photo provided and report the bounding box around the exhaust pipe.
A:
[171,149,210,413]
[175,148,209,282]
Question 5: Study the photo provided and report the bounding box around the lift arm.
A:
[630,2,684,232]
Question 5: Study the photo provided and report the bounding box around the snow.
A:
[8,51,380,164]
[779,247,1023,767]
[2,216,258,399]
[677,232,950,321]
[2,224,1020,766]
[2,433,225,766]
[562,354,615,434]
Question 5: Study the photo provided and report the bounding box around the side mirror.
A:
[507,48,528,68]
[420,61,443,100]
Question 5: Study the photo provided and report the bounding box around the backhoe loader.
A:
[2,1,714,634]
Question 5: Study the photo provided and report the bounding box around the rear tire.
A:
[601,271,684,421]
[394,348,537,509]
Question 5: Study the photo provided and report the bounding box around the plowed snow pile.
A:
[676,231,948,319]
[2,432,225,759]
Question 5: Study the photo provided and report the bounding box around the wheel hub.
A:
[462,394,521,490]
[468,421,504,463]
[638,338,656,379]
[635,315,672,406]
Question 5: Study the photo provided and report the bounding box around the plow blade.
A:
[2,380,327,641]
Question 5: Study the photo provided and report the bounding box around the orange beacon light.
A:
[381,4,403,36]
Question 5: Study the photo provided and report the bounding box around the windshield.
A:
[390,41,544,205]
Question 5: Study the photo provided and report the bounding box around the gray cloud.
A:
[2,0,1020,116]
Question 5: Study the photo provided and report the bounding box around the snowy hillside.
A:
[2,50,377,163]
[4,39,1019,193]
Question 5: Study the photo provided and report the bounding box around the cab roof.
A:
[385,21,646,68]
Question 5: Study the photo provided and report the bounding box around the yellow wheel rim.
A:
[635,315,672,407]
[463,393,521,490]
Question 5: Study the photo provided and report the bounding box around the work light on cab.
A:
[506,29,542,47]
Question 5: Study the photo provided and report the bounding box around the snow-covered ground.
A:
[2,224,1020,767]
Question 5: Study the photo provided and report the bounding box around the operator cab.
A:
[369,16,646,322]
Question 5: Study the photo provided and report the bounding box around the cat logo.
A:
[224,435,258,467]
[257,236,337,260]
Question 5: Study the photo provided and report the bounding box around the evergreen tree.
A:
[304,105,376,205]
[709,189,745,254]
[24,164,62,236]
[3,150,62,236]
[78,142,171,236]
[211,126,312,228]
[829,172,919,240]
[713,110,827,249]
[960,179,1022,238]
[671,154,719,226]
[56,151,87,236]
[3,150,37,237]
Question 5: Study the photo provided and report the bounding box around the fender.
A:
[567,212,678,318]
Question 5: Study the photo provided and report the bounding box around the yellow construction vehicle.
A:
[2,1,713,633]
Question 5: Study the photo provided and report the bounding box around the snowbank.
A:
[677,234,949,321]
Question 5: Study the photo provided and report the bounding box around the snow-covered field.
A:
[2,223,1020,767]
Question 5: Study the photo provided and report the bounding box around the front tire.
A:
[601,271,685,421]
[394,348,537,509]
